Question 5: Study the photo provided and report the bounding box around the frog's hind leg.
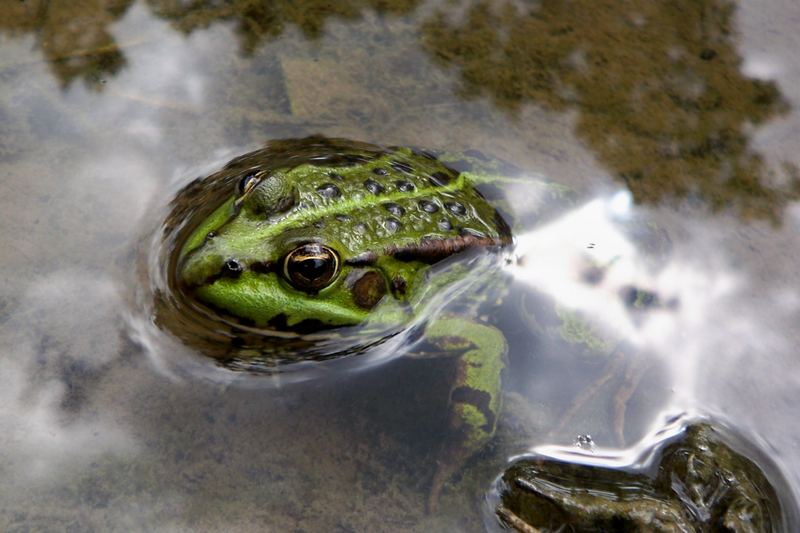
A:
[424,317,506,512]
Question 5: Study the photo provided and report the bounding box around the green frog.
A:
[494,423,789,532]
[171,137,516,509]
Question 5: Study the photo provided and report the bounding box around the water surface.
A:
[2,0,800,530]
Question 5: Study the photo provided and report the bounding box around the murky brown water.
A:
[2,1,800,530]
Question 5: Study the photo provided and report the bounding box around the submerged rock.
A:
[494,423,788,532]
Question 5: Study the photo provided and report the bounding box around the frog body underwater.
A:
[174,137,515,509]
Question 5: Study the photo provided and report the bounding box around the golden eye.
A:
[283,243,339,292]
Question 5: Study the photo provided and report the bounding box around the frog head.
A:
[178,170,404,329]
[176,147,511,331]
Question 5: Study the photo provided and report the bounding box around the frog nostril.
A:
[221,259,244,278]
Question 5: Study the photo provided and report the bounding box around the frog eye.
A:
[236,172,263,197]
[237,171,297,215]
[283,243,339,292]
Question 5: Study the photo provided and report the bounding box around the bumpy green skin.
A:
[177,144,511,506]
[179,147,508,327]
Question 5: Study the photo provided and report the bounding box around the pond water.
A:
[2,1,800,530]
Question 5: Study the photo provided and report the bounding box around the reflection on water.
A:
[1,0,794,220]
[422,0,797,221]
[147,0,420,54]
[0,0,132,89]
[0,0,419,88]
[1,0,800,530]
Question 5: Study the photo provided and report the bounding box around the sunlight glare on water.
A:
[1,272,136,480]
[508,183,800,512]
[508,189,750,411]
[2,0,800,529]
[529,410,690,470]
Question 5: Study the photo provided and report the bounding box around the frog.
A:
[170,136,516,509]
[493,423,790,532]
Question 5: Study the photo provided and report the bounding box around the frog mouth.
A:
[385,234,512,264]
